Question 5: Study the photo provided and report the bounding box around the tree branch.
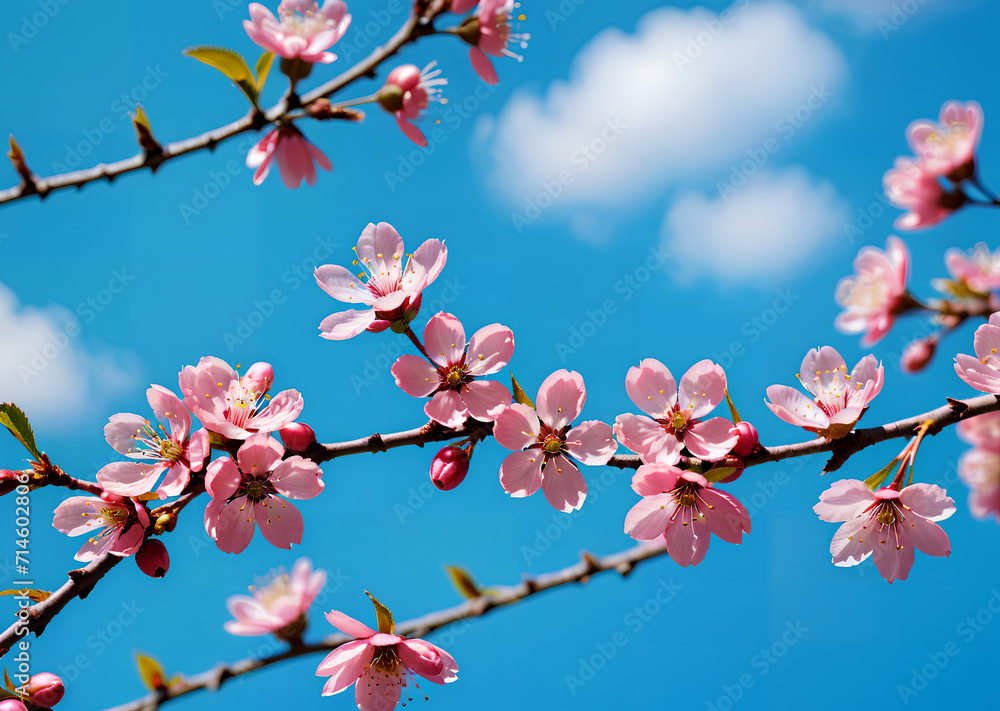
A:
[0,1,450,206]
[100,540,669,711]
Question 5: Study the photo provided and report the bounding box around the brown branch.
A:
[0,1,450,206]
[303,419,493,464]
[100,541,669,711]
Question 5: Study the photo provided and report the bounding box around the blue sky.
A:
[1,0,999,709]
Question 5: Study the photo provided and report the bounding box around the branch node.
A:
[368,432,388,453]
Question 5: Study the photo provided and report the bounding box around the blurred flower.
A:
[458,0,529,85]
[494,370,616,512]
[392,312,513,428]
[900,335,939,374]
[614,358,737,465]
[204,433,324,553]
[624,463,750,567]
[52,496,150,562]
[246,125,332,188]
[244,1,351,64]
[957,412,1000,522]
[906,100,983,182]
[766,346,883,439]
[314,222,447,339]
[813,479,954,584]
[835,236,912,346]
[884,157,963,230]
[942,242,1000,295]
[225,557,326,637]
[180,358,304,440]
[954,312,1000,394]
[97,385,209,498]
[378,62,447,147]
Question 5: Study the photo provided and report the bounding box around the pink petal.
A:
[188,428,210,472]
[355,665,402,711]
[830,516,874,566]
[324,610,377,639]
[630,463,682,496]
[677,359,727,420]
[460,379,511,422]
[147,385,190,442]
[214,497,257,554]
[563,420,616,465]
[871,526,915,583]
[356,222,405,286]
[465,324,514,376]
[540,454,587,513]
[536,369,586,431]
[236,433,285,475]
[424,390,469,429]
[814,479,875,522]
[699,488,750,544]
[246,389,304,435]
[395,114,427,147]
[625,358,676,419]
[899,483,956,522]
[254,497,303,549]
[469,46,498,85]
[397,638,444,678]
[423,312,466,368]
[664,506,710,567]
[392,354,441,397]
[683,417,737,461]
[614,413,680,464]
[104,413,148,457]
[96,462,161,497]
[799,347,849,401]
[419,644,459,685]
[624,494,676,540]
[206,458,242,500]
[314,264,377,306]
[270,456,325,499]
[319,309,377,340]
[901,512,950,557]
[401,238,447,297]
[318,640,375,695]
[492,403,540,451]
[498,450,544,497]
[765,384,831,430]
[156,462,190,498]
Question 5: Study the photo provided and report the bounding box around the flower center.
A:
[246,480,265,500]
[671,410,687,433]
[543,436,563,455]
[445,365,467,388]
[371,645,401,674]
[877,504,898,526]
[672,483,699,508]
[158,439,183,461]
[100,507,128,523]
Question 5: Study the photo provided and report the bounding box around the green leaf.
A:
[510,373,535,410]
[724,389,741,424]
[444,565,481,599]
[183,46,258,106]
[255,51,276,95]
[0,403,41,461]
[864,459,899,491]
[364,591,395,634]
[703,466,737,483]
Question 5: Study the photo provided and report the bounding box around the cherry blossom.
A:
[225,557,327,637]
[314,222,447,339]
[884,156,963,230]
[906,100,983,181]
[391,312,513,428]
[244,1,351,64]
[96,385,209,498]
[943,242,1000,295]
[316,593,458,709]
[614,359,737,465]
[766,346,884,439]
[835,236,912,346]
[624,463,751,567]
[459,0,529,85]
[52,495,150,562]
[204,433,324,554]
[493,370,616,512]
[813,480,954,583]
[378,62,447,147]
[954,312,1000,393]
[180,358,304,440]
[957,412,1000,522]
[246,125,332,188]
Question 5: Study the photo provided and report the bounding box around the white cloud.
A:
[661,167,848,283]
[0,283,140,428]
[485,1,846,210]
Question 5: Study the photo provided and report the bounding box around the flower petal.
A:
[625,359,676,419]
[814,479,876,522]
[899,483,956,522]
[492,403,540,451]
[678,360,727,420]
[392,355,440,397]
[624,494,676,540]
[460,379,511,422]
[318,640,374,696]
[536,369,586,431]
[564,420,616,465]
[255,497,303,549]
[465,324,515,376]
[540,454,587,513]
[498,450,544,498]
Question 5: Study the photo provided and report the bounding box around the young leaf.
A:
[364,590,395,634]
[444,565,481,599]
[4,668,19,694]
[510,373,535,410]
[0,589,50,603]
[255,51,276,94]
[703,466,737,483]
[724,389,742,424]
[135,652,168,691]
[183,46,258,106]
[864,459,899,491]
[0,403,42,461]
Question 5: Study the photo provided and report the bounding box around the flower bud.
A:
[245,362,274,395]
[367,319,392,333]
[280,422,316,452]
[901,336,938,374]
[135,539,169,578]
[0,470,20,496]
[26,672,64,707]
[729,421,759,458]
[153,513,177,535]
[376,83,405,113]
[430,446,470,491]
[712,454,745,484]
[0,699,27,711]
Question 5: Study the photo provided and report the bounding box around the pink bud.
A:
[100,491,126,504]
[0,470,20,496]
[0,699,27,711]
[245,362,274,395]
[714,454,745,484]
[26,672,64,708]
[135,539,169,578]
[366,319,392,333]
[280,422,316,452]
[729,421,759,458]
[430,446,470,491]
[901,336,938,374]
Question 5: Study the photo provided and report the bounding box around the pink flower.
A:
[813,480,954,583]
[378,62,447,147]
[180,358,304,440]
[943,242,1000,295]
[624,463,751,567]
[246,125,332,188]
[493,370,616,512]
[314,222,447,340]
[883,157,963,230]
[244,0,351,64]
[957,412,1000,522]
[834,236,911,346]
[766,346,884,439]
[52,496,150,562]
[225,557,327,636]
[204,433,324,553]
[906,100,983,181]
[461,0,529,85]
[96,385,209,498]
[954,312,1000,394]
[614,359,737,465]
[900,335,938,374]
[391,312,513,428]
[316,594,458,709]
